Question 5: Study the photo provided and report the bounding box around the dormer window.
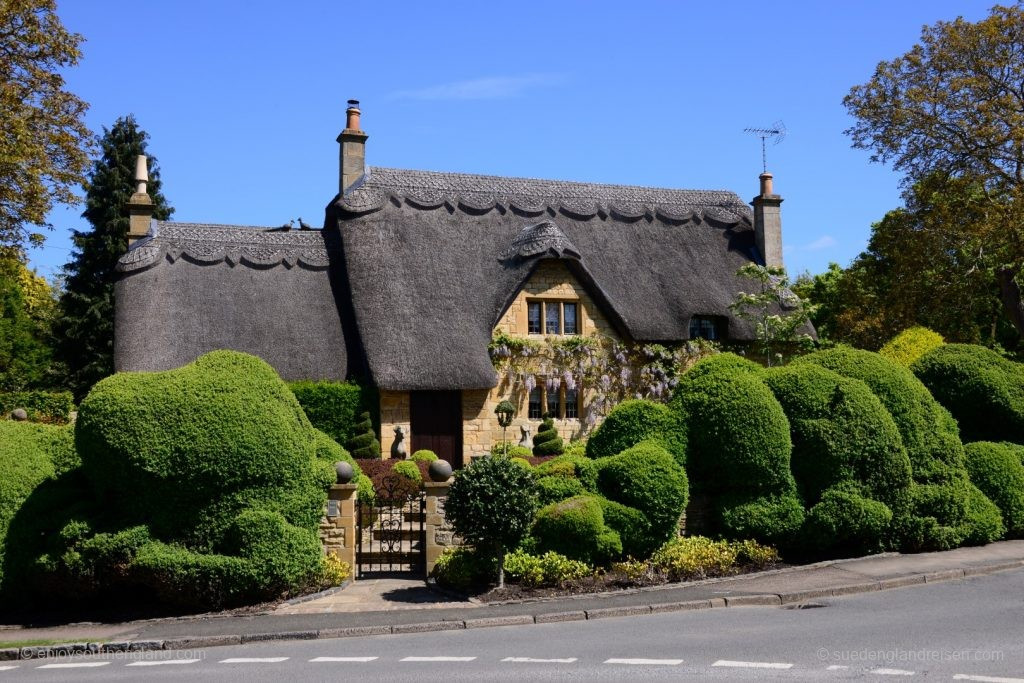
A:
[689,315,725,341]
[528,300,578,335]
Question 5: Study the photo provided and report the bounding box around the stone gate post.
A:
[423,481,458,576]
[321,483,358,572]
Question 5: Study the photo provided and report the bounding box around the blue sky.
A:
[30,0,995,281]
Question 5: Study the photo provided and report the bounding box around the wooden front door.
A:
[410,390,463,468]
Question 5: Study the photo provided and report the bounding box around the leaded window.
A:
[545,302,561,335]
[689,315,724,341]
[564,387,578,419]
[547,385,560,417]
[528,387,543,419]
[563,302,578,335]
[528,302,542,334]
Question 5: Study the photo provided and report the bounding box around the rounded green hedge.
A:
[802,485,893,556]
[531,495,622,565]
[962,482,1006,546]
[794,347,964,486]
[763,364,913,507]
[536,475,588,506]
[391,459,423,485]
[716,492,806,548]
[683,352,763,381]
[288,380,375,447]
[964,441,1024,537]
[75,351,332,550]
[594,441,689,556]
[912,344,1024,443]
[411,449,439,463]
[585,399,686,466]
[534,453,598,491]
[879,327,945,368]
[672,360,795,497]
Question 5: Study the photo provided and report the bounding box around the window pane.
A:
[529,387,542,419]
[545,302,560,334]
[547,385,560,418]
[563,302,578,334]
[528,302,542,334]
[565,388,578,419]
[689,316,720,341]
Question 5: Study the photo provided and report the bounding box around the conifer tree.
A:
[347,411,382,459]
[54,116,173,399]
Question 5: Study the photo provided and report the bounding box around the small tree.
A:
[346,411,381,459]
[532,415,564,456]
[445,456,537,587]
[729,264,817,366]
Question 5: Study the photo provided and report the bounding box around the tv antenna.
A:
[744,121,786,173]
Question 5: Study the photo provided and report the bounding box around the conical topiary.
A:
[347,411,381,459]
[533,415,564,456]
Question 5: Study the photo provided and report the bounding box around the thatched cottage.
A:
[115,101,788,468]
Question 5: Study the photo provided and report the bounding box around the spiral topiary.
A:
[346,411,381,459]
[532,416,564,456]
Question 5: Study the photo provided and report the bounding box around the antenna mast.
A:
[744,121,786,173]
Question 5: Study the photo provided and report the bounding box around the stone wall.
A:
[379,389,410,459]
[424,481,461,575]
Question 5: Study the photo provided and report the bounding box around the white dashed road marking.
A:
[828,665,850,670]
[0,666,17,671]
[400,656,476,662]
[870,668,916,676]
[310,656,379,662]
[604,658,684,665]
[37,662,111,669]
[713,659,794,669]
[502,657,578,663]
[126,659,201,666]
[219,657,289,664]
[953,676,1024,683]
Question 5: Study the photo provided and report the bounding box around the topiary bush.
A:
[596,497,651,560]
[716,492,806,549]
[531,495,622,565]
[594,441,689,557]
[411,449,438,463]
[288,380,376,446]
[795,346,966,486]
[534,453,598,491]
[964,441,1024,537]
[762,364,913,508]
[672,359,795,497]
[6,351,337,610]
[879,327,945,368]
[913,344,1024,443]
[391,459,423,485]
[430,546,497,592]
[536,475,588,505]
[445,455,538,586]
[585,399,686,466]
[347,411,382,459]
[801,485,893,557]
[962,482,1006,546]
[533,416,564,456]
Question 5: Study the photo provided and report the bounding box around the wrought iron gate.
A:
[357,474,426,578]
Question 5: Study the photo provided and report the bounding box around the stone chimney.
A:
[751,172,783,268]
[338,99,368,195]
[127,155,153,247]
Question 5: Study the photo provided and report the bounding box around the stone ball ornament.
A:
[10,408,27,421]
[428,459,453,482]
[334,460,355,484]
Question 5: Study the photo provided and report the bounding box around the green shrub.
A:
[533,417,564,456]
[411,449,438,463]
[962,482,1006,546]
[130,541,255,609]
[913,344,1024,443]
[716,493,806,548]
[391,459,423,485]
[964,442,1024,536]
[650,536,738,580]
[534,453,598,491]
[586,399,686,465]
[446,455,538,585]
[683,352,762,381]
[536,475,587,506]
[430,547,496,592]
[795,346,966,486]
[0,391,74,424]
[562,440,587,457]
[879,327,945,368]
[732,539,780,567]
[347,411,382,459]
[596,497,651,559]
[531,495,621,565]
[802,486,893,556]
[317,553,352,587]
[288,380,376,446]
[224,509,323,594]
[490,443,533,458]
[672,361,795,497]
[0,422,78,590]
[510,457,532,470]
[594,442,689,556]
[763,364,913,507]
[503,549,591,587]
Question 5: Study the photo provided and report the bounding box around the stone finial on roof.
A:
[501,221,581,261]
[127,155,153,248]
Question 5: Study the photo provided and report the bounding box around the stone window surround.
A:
[527,298,579,336]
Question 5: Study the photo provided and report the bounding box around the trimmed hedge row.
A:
[0,391,75,424]
[879,327,945,368]
[964,442,1024,537]
[585,399,686,466]
[288,380,376,447]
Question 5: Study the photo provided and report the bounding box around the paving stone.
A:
[533,610,586,623]
[318,625,392,639]
[724,594,782,607]
[649,599,714,614]
[585,605,652,619]
[392,621,466,634]
[463,615,535,629]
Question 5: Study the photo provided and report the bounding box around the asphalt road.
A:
[4,569,1024,681]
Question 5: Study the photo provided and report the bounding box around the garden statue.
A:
[518,424,531,447]
[391,425,408,459]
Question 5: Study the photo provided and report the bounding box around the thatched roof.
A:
[333,167,763,391]
[115,166,772,390]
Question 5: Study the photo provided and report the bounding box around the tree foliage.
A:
[53,116,172,399]
[0,253,56,390]
[0,0,92,249]
[728,264,816,366]
[844,5,1024,344]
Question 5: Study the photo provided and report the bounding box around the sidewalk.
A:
[3,540,1023,658]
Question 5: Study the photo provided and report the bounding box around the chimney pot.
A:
[338,99,368,195]
[759,172,773,197]
[127,155,153,248]
[134,155,149,195]
[345,100,362,131]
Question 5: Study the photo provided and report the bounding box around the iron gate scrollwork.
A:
[357,473,426,577]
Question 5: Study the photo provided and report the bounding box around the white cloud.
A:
[389,74,565,101]
[799,235,837,252]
